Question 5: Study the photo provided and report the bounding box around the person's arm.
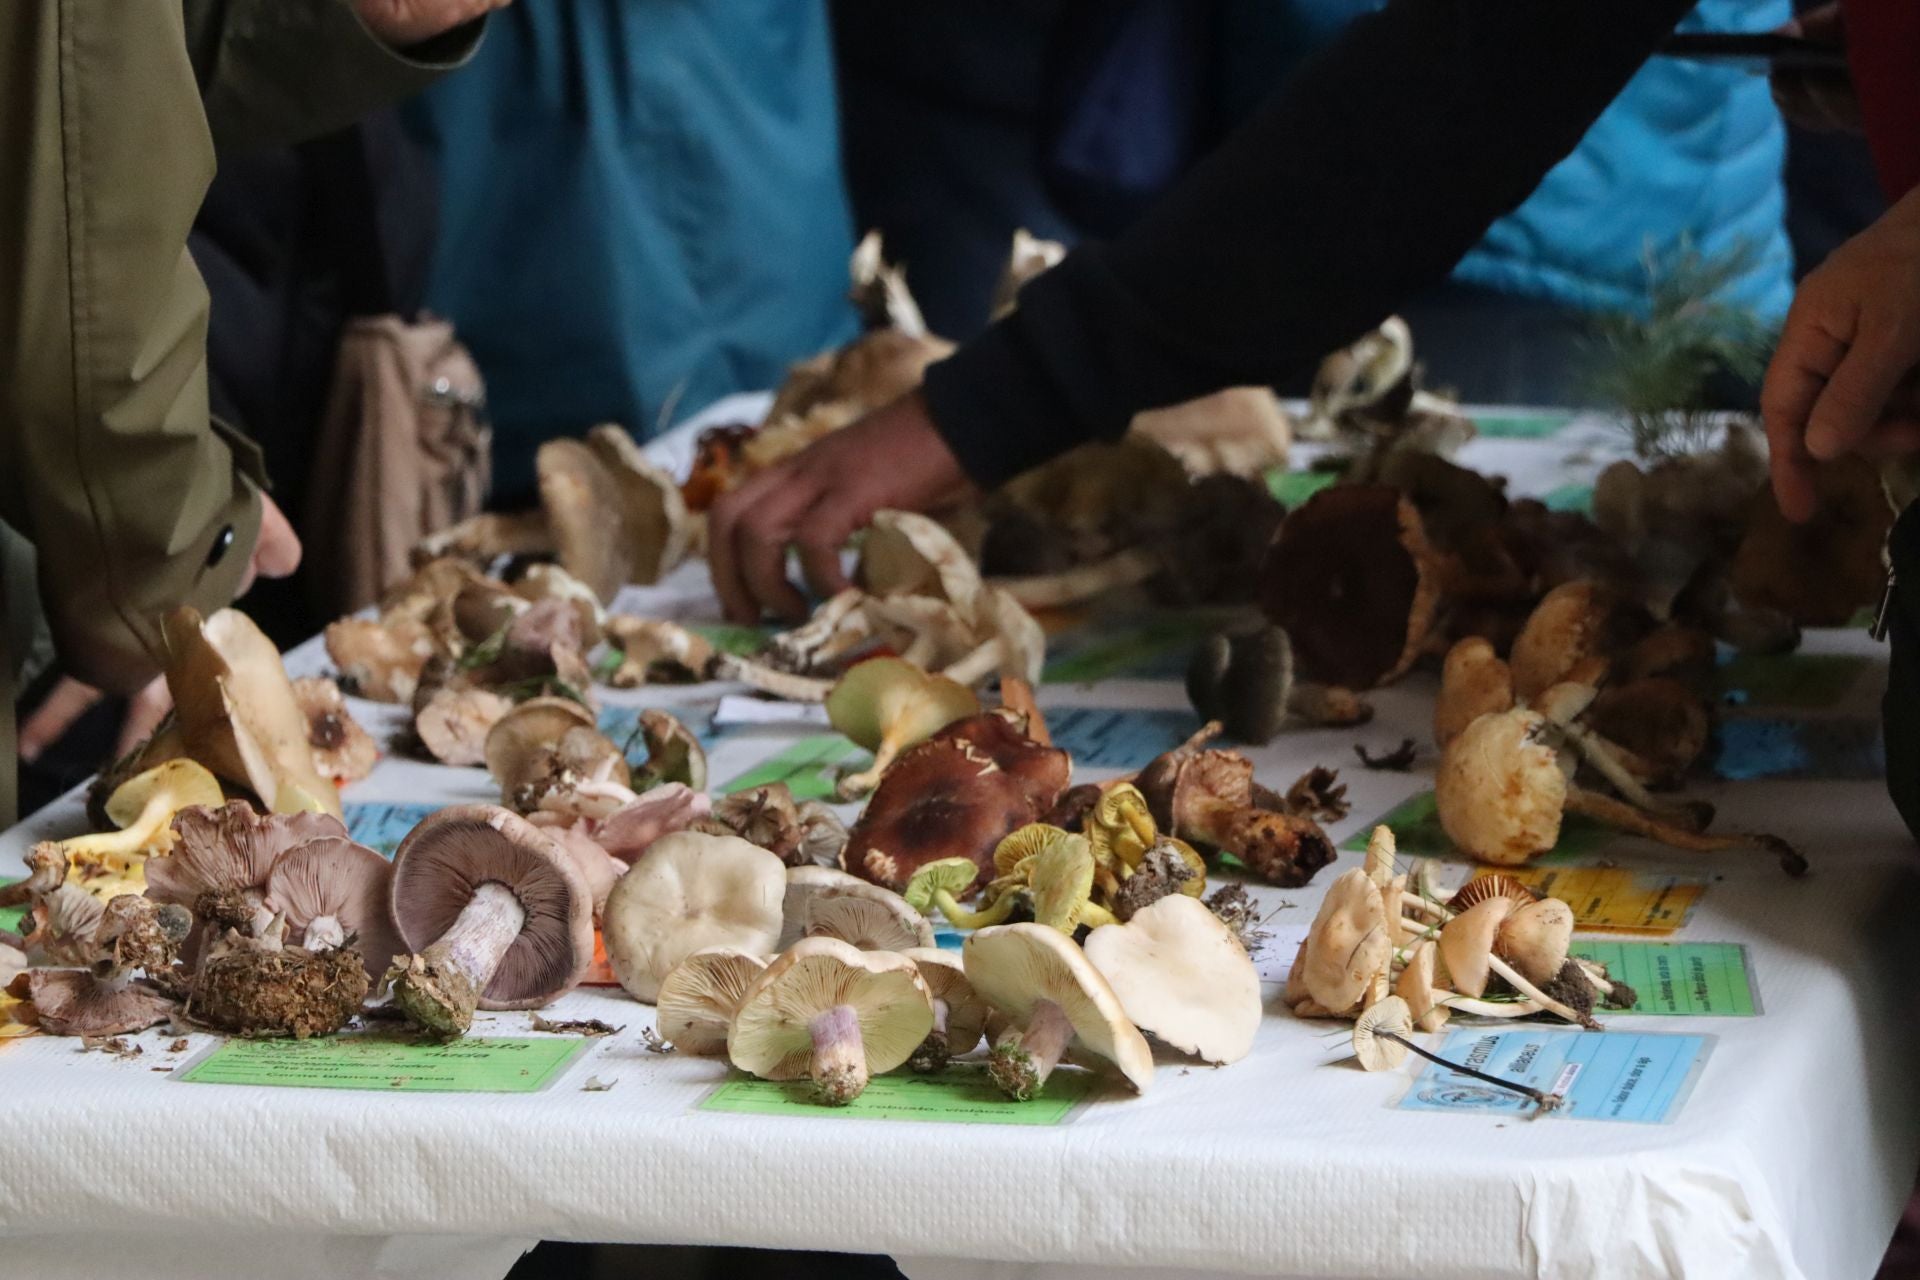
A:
[709,0,1695,621]
[184,0,501,152]
[925,0,1697,485]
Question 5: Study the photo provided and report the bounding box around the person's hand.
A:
[353,0,511,48]
[1763,187,1920,522]
[1772,3,1860,132]
[708,391,975,623]
[19,495,303,765]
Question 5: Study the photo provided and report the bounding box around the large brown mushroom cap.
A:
[928,713,1071,811]
[389,805,594,1010]
[1508,582,1648,703]
[264,832,403,977]
[537,438,633,603]
[841,737,1041,893]
[1731,456,1892,626]
[1259,485,1441,689]
[324,616,437,704]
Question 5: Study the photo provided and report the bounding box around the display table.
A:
[1,404,1914,1280]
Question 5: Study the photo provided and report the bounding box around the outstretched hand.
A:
[707,392,974,623]
[353,0,511,48]
[1763,187,1920,522]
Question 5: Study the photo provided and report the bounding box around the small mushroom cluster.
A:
[1130,726,1339,888]
[1287,828,1634,1061]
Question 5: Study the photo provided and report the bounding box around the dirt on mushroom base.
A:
[192,944,370,1039]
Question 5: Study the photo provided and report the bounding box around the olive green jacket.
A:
[0,1,478,824]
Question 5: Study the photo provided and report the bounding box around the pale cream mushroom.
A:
[655,948,769,1055]
[602,832,785,1003]
[803,882,936,952]
[1394,943,1451,1033]
[940,586,1047,688]
[1433,637,1514,750]
[416,686,514,766]
[1498,897,1576,988]
[1296,868,1391,1014]
[727,936,933,1105]
[858,509,982,609]
[900,946,990,1072]
[780,866,871,950]
[964,923,1155,1100]
[164,607,342,816]
[585,423,693,586]
[1352,995,1414,1072]
[1082,894,1261,1065]
[290,677,378,784]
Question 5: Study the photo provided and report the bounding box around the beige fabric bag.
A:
[303,314,489,615]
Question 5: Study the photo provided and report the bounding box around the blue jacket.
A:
[1220,0,1793,322]
[408,0,857,496]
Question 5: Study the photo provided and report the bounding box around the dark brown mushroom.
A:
[841,737,1044,895]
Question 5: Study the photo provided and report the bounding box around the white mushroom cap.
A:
[656,948,770,1055]
[780,866,870,949]
[727,936,933,1079]
[1083,894,1261,1065]
[900,946,990,1059]
[603,832,785,1003]
[1352,995,1413,1072]
[963,923,1154,1092]
[803,882,935,952]
[1297,868,1390,1014]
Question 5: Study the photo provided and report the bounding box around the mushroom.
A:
[856,509,981,609]
[1351,995,1414,1072]
[1394,942,1451,1033]
[1584,678,1711,787]
[1259,485,1444,690]
[1021,828,1116,934]
[655,948,769,1055]
[511,562,606,642]
[706,784,841,868]
[1507,582,1647,704]
[1130,386,1292,479]
[1294,869,1390,1015]
[164,607,342,816]
[525,818,627,920]
[324,615,437,704]
[803,882,936,951]
[604,616,714,687]
[415,686,514,766]
[49,758,227,873]
[191,913,371,1039]
[20,896,189,1037]
[627,710,708,793]
[1435,896,1593,1027]
[964,923,1155,1100]
[146,802,346,952]
[385,805,596,1037]
[602,832,785,1004]
[988,227,1066,321]
[1731,455,1892,626]
[585,423,694,589]
[727,936,934,1105]
[290,677,378,785]
[904,857,1018,931]
[826,657,981,799]
[1433,637,1514,749]
[263,831,402,978]
[1109,841,1205,920]
[1186,626,1373,745]
[592,783,712,862]
[900,947,990,1072]
[1083,894,1261,1065]
[840,736,1047,894]
[484,698,628,814]
[1135,729,1335,888]
[938,586,1047,688]
[781,866,873,949]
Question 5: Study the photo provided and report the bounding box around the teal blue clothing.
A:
[408,0,858,496]
[1220,0,1793,322]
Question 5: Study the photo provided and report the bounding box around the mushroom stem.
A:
[836,735,907,800]
[988,998,1075,1100]
[900,631,940,669]
[1563,787,1807,875]
[1401,892,1453,922]
[992,549,1161,610]
[930,888,1017,931]
[808,1003,870,1105]
[1436,993,1546,1019]
[772,589,865,666]
[1378,1031,1564,1116]
[709,653,833,703]
[1486,954,1598,1029]
[909,998,953,1074]
[0,847,67,909]
[1551,719,1708,829]
[304,916,347,953]
[940,638,1003,688]
[1573,957,1615,996]
[387,882,527,1038]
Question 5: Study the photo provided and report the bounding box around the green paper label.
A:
[1472,411,1574,439]
[1341,790,1606,863]
[719,735,868,802]
[177,1034,588,1093]
[1568,941,1756,1016]
[0,887,22,936]
[688,622,776,658]
[1715,653,1871,709]
[699,1064,1099,1125]
[1265,468,1338,508]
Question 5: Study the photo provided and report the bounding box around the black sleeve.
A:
[921,0,1698,487]
[1884,500,1920,845]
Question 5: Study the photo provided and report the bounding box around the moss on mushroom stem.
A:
[385,882,527,1038]
[807,1004,870,1105]
[909,1000,954,1074]
[194,938,369,1039]
[988,999,1075,1101]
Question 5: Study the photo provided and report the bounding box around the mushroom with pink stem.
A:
[384,805,596,1038]
[964,923,1155,1100]
[263,831,403,979]
[727,937,934,1105]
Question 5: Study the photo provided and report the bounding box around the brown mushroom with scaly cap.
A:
[1136,727,1334,888]
[385,805,595,1037]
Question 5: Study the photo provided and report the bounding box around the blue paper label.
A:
[1398,1028,1712,1124]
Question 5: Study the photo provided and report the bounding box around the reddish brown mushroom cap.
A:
[843,738,1041,894]
[928,713,1071,810]
[1259,484,1440,689]
[390,805,594,1010]
[264,834,403,977]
